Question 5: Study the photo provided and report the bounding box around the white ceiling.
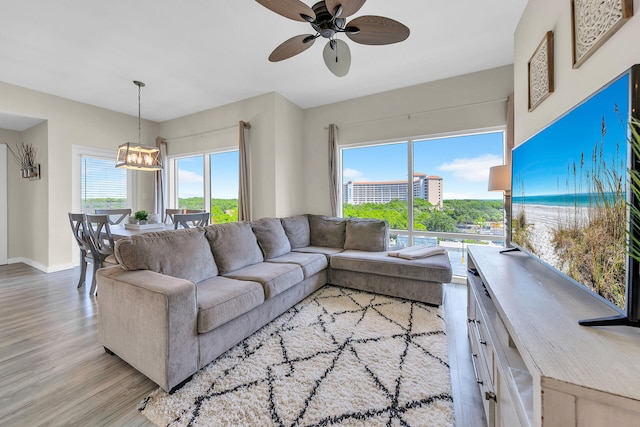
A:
[0,0,527,129]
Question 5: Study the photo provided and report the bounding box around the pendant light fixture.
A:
[115,80,162,171]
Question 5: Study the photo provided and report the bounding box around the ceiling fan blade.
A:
[345,15,410,45]
[256,0,316,22]
[325,0,366,18]
[268,34,316,62]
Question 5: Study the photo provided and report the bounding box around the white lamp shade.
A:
[323,39,351,77]
[488,165,511,192]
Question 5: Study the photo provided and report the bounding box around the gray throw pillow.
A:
[115,228,218,283]
[251,217,292,259]
[281,215,310,249]
[309,215,346,248]
[205,222,264,274]
[344,218,389,251]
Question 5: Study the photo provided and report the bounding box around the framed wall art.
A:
[572,0,634,68]
[528,31,554,111]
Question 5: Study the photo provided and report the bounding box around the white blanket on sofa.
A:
[387,244,447,260]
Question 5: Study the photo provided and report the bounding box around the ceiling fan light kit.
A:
[257,0,409,76]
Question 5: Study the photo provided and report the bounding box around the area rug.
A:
[138,285,454,427]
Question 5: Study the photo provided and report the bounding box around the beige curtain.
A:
[328,124,339,216]
[506,93,514,164]
[238,121,252,222]
[154,137,168,216]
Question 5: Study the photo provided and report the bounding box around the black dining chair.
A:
[173,212,210,229]
[94,208,132,225]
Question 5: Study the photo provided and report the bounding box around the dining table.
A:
[108,223,176,240]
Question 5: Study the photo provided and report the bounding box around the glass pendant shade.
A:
[323,39,351,77]
[116,142,162,170]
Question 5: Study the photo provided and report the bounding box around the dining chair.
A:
[173,212,210,229]
[83,214,119,295]
[68,213,101,295]
[94,208,132,225]
[165,208,205,223]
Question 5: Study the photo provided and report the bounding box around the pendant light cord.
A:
[137,83,142,144]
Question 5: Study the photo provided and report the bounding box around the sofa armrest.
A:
[96,265,199,392]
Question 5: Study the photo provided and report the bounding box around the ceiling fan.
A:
[256,0,410,77]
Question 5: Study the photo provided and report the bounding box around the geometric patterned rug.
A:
[138,285,455,426]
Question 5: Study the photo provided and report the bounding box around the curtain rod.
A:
[323,97,508,130]
[165,121,251,142]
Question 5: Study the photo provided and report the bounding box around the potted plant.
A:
[134,210,149,224]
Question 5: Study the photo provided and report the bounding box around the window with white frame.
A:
[170,150,239,223]
[341,130,506,276]
[75,147,133,214]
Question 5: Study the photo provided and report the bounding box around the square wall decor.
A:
[572,0,634,68]
[528,31,554,112]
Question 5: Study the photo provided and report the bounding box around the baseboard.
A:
[7,257,75,273]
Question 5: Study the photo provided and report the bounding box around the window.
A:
[210,151,239,223]
[80,155,129,213]
[169,150,239,224]
[176,156,205,210]
[341,131,505,277]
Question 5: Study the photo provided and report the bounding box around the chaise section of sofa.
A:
[330,250,451,304]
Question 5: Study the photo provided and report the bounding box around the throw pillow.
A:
[251,217,292,259]
[281,215,311,249]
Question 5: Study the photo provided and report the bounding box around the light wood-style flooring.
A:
[0,263,486,426]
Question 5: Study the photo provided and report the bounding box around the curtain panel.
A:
[154,136,168,216]
[328,124,339,216]
[238,121,252,221]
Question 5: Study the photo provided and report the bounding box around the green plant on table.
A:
[134,210,149,222]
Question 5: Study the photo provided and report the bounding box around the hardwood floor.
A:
[0,263,485,426]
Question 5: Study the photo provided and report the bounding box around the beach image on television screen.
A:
[511,72,629,310]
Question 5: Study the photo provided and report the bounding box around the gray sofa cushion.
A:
[114,228,217,283]
[292,246,345,261]
[251,217,291,259]
[265,252,328,278]
[224,262,304,300]
[205,222,264,275]
[309,215,346,248]
[330,250,453,283]
[196,276,265,333]
[344,218,389,251]
[281,215,310,249]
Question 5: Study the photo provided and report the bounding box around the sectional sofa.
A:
[96,214,453,392]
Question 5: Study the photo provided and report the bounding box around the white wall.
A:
[0,63,513,271]
[515,0,640,145]
[159,92,306,219]
[0,81,159,271]
[302,65,514,215]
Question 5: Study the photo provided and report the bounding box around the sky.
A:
[175,131,506,201]
[513,72,629,196]
[178,150,239,199]
[342,131,505,200]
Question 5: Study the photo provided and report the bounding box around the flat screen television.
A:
[510,64,640,328]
